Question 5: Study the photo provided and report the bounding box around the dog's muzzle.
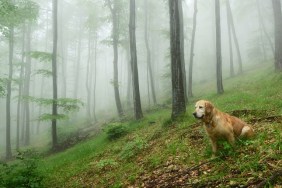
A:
[193,112,203,119]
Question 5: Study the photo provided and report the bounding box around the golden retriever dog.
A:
[193,100,254,156]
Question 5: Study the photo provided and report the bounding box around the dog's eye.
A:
[199,106,203,109]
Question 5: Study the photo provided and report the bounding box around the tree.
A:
[226,0,243,74]
[188,0,198,97]
[178,0,187,103]
[51,0,58,149]
[272,0,282,71]
[226,0,234,77]
[129,0,143,120]
[215,0,224,94]
[106,0,124,118]
[169,0,186,120]
[144,0,157,105]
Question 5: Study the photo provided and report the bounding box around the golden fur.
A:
[193,100,254,156]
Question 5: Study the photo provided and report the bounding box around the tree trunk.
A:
[215,0,224,94]
[16,24,26,150]
[257,0,275,57]
[272,0,282,71]
[52,0,58,149]
[6,25,14,160]
[130,0,143,120]
[144,0,157,105]
[86,30,92,120]
[126,46,132,108]
[226,0,235,77]
[226,0,243,74]
[169,0,186,120]
[59,0,67,98]
[92,33,98,122]
[74,23,82,100]
[188,0,198,97]
[107,0,124,118]
[24,22,32,146]
[178,0,188,103]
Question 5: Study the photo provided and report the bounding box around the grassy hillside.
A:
[40,65,282,187]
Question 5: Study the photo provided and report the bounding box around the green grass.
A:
[40,64,282,187]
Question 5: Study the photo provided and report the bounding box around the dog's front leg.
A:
[210,138,218,157]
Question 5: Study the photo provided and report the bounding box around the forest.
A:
[0,0,281,187]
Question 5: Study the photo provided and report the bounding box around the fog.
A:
[0,0,274,156]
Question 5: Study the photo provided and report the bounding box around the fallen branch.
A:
[255,169,282,188]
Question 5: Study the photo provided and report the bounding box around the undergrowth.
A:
[38,65,282,187]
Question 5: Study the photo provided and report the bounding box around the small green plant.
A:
[0,150,44,188]
[119,137,147,160]
[96,159,118,170]
[106,123,128,140]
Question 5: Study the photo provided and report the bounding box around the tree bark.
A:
[52,0,58,149]
[178,0,188,103]
[24,22,32,146]
[144,0,157,105]
[188,0,198,97]
[226,0,235,77]
[169,0,186,120]
[86,30,92,120]
[257,0,275,57]
[6,25,14,160]
[226,0,243,74]
[129,0,143,120]
[215,0,224,94]
[74,22,82,100]
[272,0,282,71]
[107,0,124,118]
[92,33,98,122]
[16,24,26,150]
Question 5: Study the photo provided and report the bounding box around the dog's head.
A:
[193,100,214,120]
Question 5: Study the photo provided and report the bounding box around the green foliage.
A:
[119,137,147,160]
[106,123,128,140]
[0,150,44,188]
[29,51,52,63]
[0,0,39,37]
[96,159,118,170]
[0,78,6,97]
[33,69,53,77]
[38,113,68,122]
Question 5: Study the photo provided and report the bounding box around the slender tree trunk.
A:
[144,0,157,105]
[130,0,143,120]
[226,0,243,74]
[24,22,32,146]
[16,24,26,150]
[6,25,14,160]
[74,23,82,100]
[169,0,186,120]
[86,30,92,120]
[272,0,282,71]
[178,0,188,103]
[52,0,58,149]
[226,0,234,77]
[215,0,224,94]
[188,0,198,97]
[257,0,275,57]
[59,0,67,98]
[92,33,98,122]
[126,46,132,108]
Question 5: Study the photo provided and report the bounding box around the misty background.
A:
[0,0,274,156]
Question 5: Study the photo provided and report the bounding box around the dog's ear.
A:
[205,101,214,114]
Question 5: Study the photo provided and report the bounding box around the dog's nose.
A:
[192,112,197,117]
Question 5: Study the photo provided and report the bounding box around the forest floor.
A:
[40,64,282,188]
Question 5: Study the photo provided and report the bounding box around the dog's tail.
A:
[240,125,254,138]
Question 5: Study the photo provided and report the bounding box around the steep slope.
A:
[41,65,282,187]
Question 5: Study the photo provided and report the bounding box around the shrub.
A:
[119,137,147,160]
[0,150,44,188]
[106,123,128,140]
